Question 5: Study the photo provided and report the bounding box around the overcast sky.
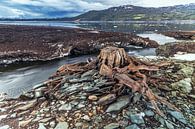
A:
[0,0,195,18]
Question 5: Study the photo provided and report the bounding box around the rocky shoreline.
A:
[160,31,195,40]
[0,47,194,129]
[156,42,195,57]
[0,25,158,66]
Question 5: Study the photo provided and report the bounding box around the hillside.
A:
[71,4,195,21]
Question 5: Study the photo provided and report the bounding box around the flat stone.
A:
[125,124,140,129]
[106,95,130,112]
[59,103,72,111]
[38,123,46,129]
[129,113,145,124]
[168,111,187,124]
[0,125,10,129]
[54,122,68,129]
[104,123,120,129]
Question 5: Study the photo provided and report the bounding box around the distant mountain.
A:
[69,3,195,21]
[1,4,195,21]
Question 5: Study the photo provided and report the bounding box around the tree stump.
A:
[97,46,178,116]
[98,47,129,76]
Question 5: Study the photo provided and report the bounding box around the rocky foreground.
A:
[0,47,194,129]
[0,25,158,66]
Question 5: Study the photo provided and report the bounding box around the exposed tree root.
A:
[47,46,179,117]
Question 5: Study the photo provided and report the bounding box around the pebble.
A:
[55,122,69,129]
[88,95,98,101]
[104,123,120,129]
[129,113,145,124]
[38,123,46,129]
[83,115,91,121]
[144,110,154,117]
[50,121,56,128]
[59,103,72,111]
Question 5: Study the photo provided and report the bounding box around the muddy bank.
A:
[0,47,194,129]
[0,25,158,66]
[156,42,195,57]
[160,31,195,40]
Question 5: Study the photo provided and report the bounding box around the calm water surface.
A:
[0,21,194,97]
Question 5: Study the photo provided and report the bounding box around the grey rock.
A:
[168,111,187,124]
[104,123,120,129]
[165,121,174,129]
[130,113,145,124]
[106,95,130,112]
[125,124,140,129]
[59,103,72,111]
[55,122,68,129]
[144,110,154,117]
[38,123,46,129]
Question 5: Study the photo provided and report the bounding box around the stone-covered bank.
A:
[0,47,194,129]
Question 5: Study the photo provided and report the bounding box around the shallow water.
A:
[0,21,194,97]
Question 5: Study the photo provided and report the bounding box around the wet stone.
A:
[129,113,145,124]
[104,123,120,129]
[106,95,130,113]
[144,110,154,117]
[125,124,140,129]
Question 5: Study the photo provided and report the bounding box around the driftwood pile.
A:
[48,47,179,116]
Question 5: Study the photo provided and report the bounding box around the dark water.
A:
[0,20,194,97]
